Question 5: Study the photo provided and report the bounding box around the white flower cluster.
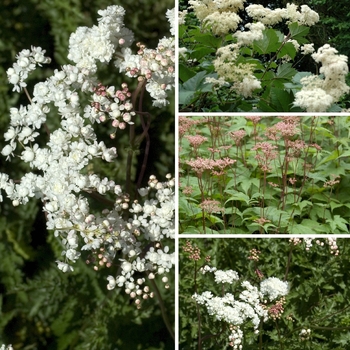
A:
[290,238,339,255]
[6,46,51,93]
[189,0,245,25]
[214,269,239,284]
[299,328,311,341]
[116,9,175,108]
[234,22,265,46]
[1,6,175,302]
[67,6,134,73]
[178,10,188,25]
[0,345,13,350]
[211,43,262,98]
[106,175,175,299]
[228,325,243,349]
[260,277,289,301]
[200,265,239,283]
[294,44,350,112]
[246,3,319,27]
[192,267,289,345]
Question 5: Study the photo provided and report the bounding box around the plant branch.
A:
[149,278,175,341]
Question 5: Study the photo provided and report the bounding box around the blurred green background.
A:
[0,0,175,349]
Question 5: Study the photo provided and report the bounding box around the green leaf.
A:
[179,24,187,39]
[179,63,196,82]
[316,149,340,167]
[270,87,295,111]
[300,219,330,233]
[224,190,250,205]
[263,207,290,227]
[276,63,297,80]
[337,150,350,158]
[288,223,317,234]
[191,32,222,49]
[327,215,349,232]
[179,197,201,217]
[240,178,259,195]
[179,71,215,105]
[253,28,281,54]
[330,201,344,212]
[191,47,215,61]
[288,22,310,43]
[292,200,313,212]
[277,42,297,60]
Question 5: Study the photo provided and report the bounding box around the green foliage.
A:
[179,116,350,234]
[179,238,350,349]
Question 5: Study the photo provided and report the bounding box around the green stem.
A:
[126,80,146,196]
[150,278,175,341]
[260,33,292,81]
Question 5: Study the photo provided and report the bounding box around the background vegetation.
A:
[0,0,174,349]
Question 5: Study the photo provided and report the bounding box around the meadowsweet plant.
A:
[179,116,350,233]
[0,4,175,340]
[179,238,350,349]
[179,1,350,112]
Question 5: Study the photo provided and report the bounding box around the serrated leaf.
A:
[224,190,250,205]
[293,200,313,212]
[191,47,215,61]
[240,178,259,195]
[253,28,281,54]
[190,32,222,49]
[337,150,350,158]
[276,63,297,80]
[269,87,294,111]
[288,223,316,234]
[330,201,344,212]
[300,219,330,233]
[316,149,340,167]
[289,22,310,41]
[277,42,297,60]
[263,207,290,227]
[327,215,349,232]
[179,63,196,82]
[179,71,214,105]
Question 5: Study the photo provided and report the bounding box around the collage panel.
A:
[179,0,350,113]
[0,1,175,349]
[179,237,349,349]
[179,115,350,234]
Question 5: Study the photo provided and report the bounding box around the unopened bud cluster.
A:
[183,240,201,261]
[248,248,261,261]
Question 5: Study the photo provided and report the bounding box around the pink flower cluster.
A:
[179,116,200,138]
[199,199,223,213]
[251,142,278,172]
[186,157,236,175]
[265,120,300,141]
[185,135,208,148]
